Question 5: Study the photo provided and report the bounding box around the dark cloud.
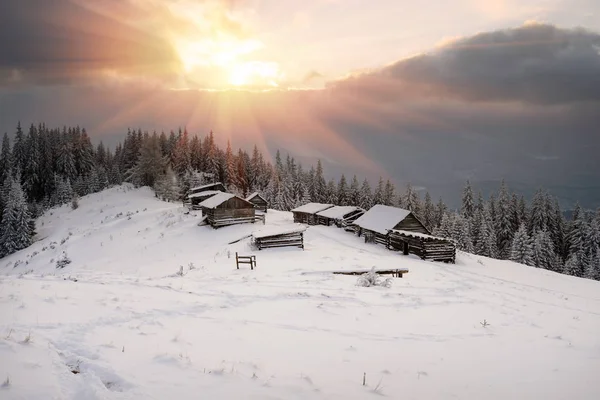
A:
[333,24,600,105]
[0,0,178,85]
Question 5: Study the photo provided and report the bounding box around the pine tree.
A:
[383,180,396,206]
[52,175,74,205]
[314,160,326,203]
[451,214,473,253]
[434,197,447,229]
[358,178,372,210]
[87,168,101,194]
[0,133,12,193]
[461,180,475,219]
[373,177,385,205]
[475,206,498,258]
[422,192,435,231]
[190,135,202,171]
[532,229,558,271]
[11,122,26,176]
[349,175,360,206]
[529,189,548,233]
[584,248,600,281]
[337,174,349,206]
[509,224,534,266]
[126,134,165,188]
[563,253,582,276]
[326,179,337,204]
[434,213,453,239]
[224,140,237,191]
[0,177,34,257]
[496,180,514,258]
[204,131,220,182]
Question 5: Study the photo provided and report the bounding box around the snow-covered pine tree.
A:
[383,180,395,206]
[584,247,600,281]
[529,189,548,234]
[434,197,447,230]
[434,213,454,239]
[563,253,582,276]
[550,198,567,260]
[461,180,475,219]
[348,175,360,206]
[0,133,11,187]
[496,180,514,259]
[73,175,87,197]
[224,140,237,191]
[314,160,326,203]
[323,178,335,205]
[373,177,385,205]
[337,174,349,206]
[532,229,558,271]
[11,122,27,177]
[126,134,166,188]
[422,192,435,231]
[451,214,473,253]
[56,130,77,181]
[358,178,373,210]
[190,135,202,172]
[204,131,220,182]
[87,168,101,194]
[509,223,534,266]
[510,193,520,234]
[475,206,498,258]
[517,195,528,229]
[0,177,34,257]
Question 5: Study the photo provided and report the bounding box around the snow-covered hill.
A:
[1,185,599,399]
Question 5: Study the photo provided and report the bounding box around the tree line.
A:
[0,123,599,280]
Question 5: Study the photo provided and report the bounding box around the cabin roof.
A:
[352,205,411,235]
[190,182,224,192]
[389,229,452,242]
[198,192,253,209]
[316,206,363,219]
[291,203,334,214]
[245,192,266,201]
[252,224,307,239]
[188,190,222,199]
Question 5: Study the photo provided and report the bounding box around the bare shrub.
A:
[356,268,392,288]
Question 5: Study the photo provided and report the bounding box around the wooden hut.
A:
[315,206,365,227]
[388,230,456,263]
[189,182,226,195]
[198,192,256,228]
[291,203,334,225]
[352,205,429,246]
[188,190,222,207]
[245,192,268,213]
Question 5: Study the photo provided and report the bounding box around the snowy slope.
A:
[1,185,600,400]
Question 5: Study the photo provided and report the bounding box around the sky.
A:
[0,0,599,207]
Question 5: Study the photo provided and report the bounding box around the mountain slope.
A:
[1,185,599,399]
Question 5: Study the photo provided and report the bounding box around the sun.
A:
[175,36,281,88]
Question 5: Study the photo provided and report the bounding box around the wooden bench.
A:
[235,252,256,270]
[332,268,409,278]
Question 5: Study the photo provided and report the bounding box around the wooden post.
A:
[235,252,239,269]
[403,241,409,256]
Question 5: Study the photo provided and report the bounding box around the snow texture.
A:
[316,206,362,219]
[352,204,411,234]
[291,202,334,214]
[1,185,600,400]
[187,190,222,200]
[245,192,264,201]
[390,229,451,241]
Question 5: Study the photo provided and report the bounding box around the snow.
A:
[1,185,600,399]
[316,206,362,220]
[352,204,411,235]
[390,229,451,241]
[291,203,333,214]
[187,190,222,200]
[252,224,307,239]
[198,192,237,209]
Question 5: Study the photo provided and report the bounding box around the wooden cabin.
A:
[388,230,456,263]
[189,182,226,195]
[352,205,429,246]
[315,206,365,227]
[245,192,268,213]
[198,192,256,228]
[188,190,222,207]
[291,203,334,225]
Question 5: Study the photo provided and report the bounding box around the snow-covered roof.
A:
[316,206,363,219]
[198,192,239,209]
[188,190,222,200]
[245,192,265,201]
[252,224,307,239]
[291,203,334,214]
[352,205,411,235]
[190,182,224,192]
[389,229,452,242]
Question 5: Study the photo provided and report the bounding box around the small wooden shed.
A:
[252,224,307,250]
[245,192,268,213]
[188,190,222,207]
[189,182,226,195]
[388,229,456,263]
[199,192,256,228]
[291,203,334,225]
[352,205,429,246]
[315,206,365,227]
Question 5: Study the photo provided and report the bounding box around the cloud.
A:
[332,24,600,105]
